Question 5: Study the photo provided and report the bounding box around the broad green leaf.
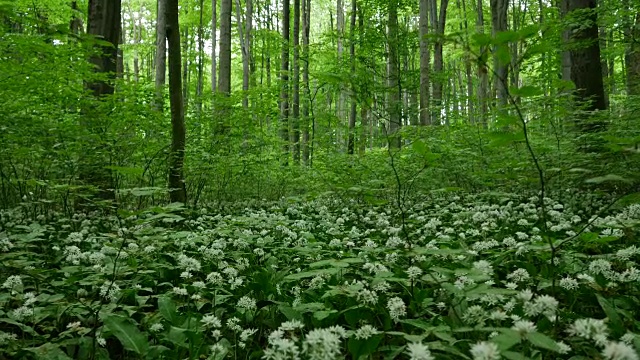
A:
[102,314,149,355]
[25,343,73,360]
[348,334,383,360]
[158,295,179,325]
[526,332,561,352]
[502,351,530,360]
[492,329,521,351]
[585,174,630,184]
[511,85,543,98]
[596,294,624,337]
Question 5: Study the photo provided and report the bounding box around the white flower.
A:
[173,287,188,296]
[201,314,222,328]
[470,341,501,360]
[302,327,346,360]
[279,320,305,331]
[405,342,434,360]
[602,341,639,360]
[507,268,530,282]
[97,336,107,347]
[560,276,579,290]
[240,328,257,342]
[556,341,571,354]
[473,260,494,276]
[406,266,423,280]
[387,297,406,322]
[354,324,379,340]
[67,321,82,330]
[264,336,300,360]
[2,275,22,290]
[568,318,609,346]
[237,296,257,311]
[512,320,537,335]
[150,323,164,332]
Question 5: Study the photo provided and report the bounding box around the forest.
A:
[1,0,640,358]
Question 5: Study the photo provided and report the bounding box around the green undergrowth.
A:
[1,191,640,359]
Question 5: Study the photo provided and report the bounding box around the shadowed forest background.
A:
[1,0,640,359]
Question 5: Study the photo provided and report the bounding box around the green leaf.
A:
[348,334,383,360]
[102,314,149,355]
[278,305,303,321]
[526,332,561,352]
[511,85,543,98]
[25,343,73,360]
[585,174,630,184]
[492,329,521,351]
[158,295,179,325]
[502,351,531,360]
[596,294,624,337]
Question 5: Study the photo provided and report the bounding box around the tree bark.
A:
[166,0,187,204]
[430,0,450,124]
[280,0,291,164]
[626,12,640,95]
[476,0,488,126]
[211,0,217,94]
[218,0,232,95]
[419,0,431,125]
[387,0,401,148]
[196,0,205,114]
[155,0,167,112]
[490,0,508,109]
[302,0,311,164]
[347,0,357,154]
[292,0,301,163]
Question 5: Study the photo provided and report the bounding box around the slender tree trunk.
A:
[302,0,311,164]
[626,12,640,95]
[182,27,189,108]
[280,0,291,164]
[430,0,449,123]
[218,0,232,94]
[476,0,488,126]
[347,0,357,154]
[166,0,187,204]
[211,0,217,94]
[337,0,345,148]
[292,0,301,163]
[387,0,401,148]
[491,0,508,109]
[70,1,83,34]
[235,0,250,109]
[196,0,205,114]
[155,0,167,112]
[419,0,431,125]
[128,3,140,83]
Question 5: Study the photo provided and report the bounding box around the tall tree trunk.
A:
[83,0,122,202]
[336,0,345,148]
[218,0,232,95]
[155,0,167,112]
[128,2,140,83]
[70,1,83,34]
[430,0,450,124]
[280,0,291,164]
[302,0,311,164]
[419,0,431,125]
[476,0,488,126]
[211,0,217,94]
[626,12,640,95]
[196,0,205,114]
[387,0,401,148]
[182,27,190,109]
[235,0,250,110]
[166,0,187,204]
[490,0,508,109]
[347,0,357,154]
[562,0,607,114]
[292,0,301,163]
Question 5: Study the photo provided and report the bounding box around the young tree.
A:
[219,0,232,95]
[387,0,401,148]
[418,0,431,125]
[155,0,167,112]
[490,0,508,109]
[280,0,291,164]
[430,0,450,123]
[166,0,187,204]
[211,0,218,94]
[292,0,301,163]
[347,0,357,154]
[302,0,311,164]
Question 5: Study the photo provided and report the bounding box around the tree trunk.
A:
[476,0,488,125]
[430,0,449,124]
[337,0,345,147]
[211,0,217,94]
[83,0,122,202]
[70,1,84,34]
[155,0,167,112]
[292,0,301,163]
[302,0,311,164]
[387,0,401,148]
[490,0,508,109]
[280,0,290,164]
[347,0,357,154]
[418,0,431,125]
[626,12,640,95]
[218,0,232,95]
[562,0,607,114]
[166,0,187,204]
[196,0,205,114]
[235,0,250,109]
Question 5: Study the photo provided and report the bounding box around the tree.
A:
[490,0,508,109]
[418,0,431,125]
[562,0,606,115]
[626,12,640,96]
[219,0,232,95]
[292,0,301,163]
[431,0,450,123]
[155,0,167,112]
[302,0,311,164]
[347,0,357,154]
[280,0,291,164]
[211,0,218,94]
[166,0,187,203]
[387,0,401,148]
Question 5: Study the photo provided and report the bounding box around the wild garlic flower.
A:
[473,260,494,276]
[470,341,501,360]
[279,320,304,331]
[568,318,609,346]
[507,268,530,283]
[201,314,222,328]
[512,320,537,335]
[99,281,120,302]
[387,297,406,322]
[150,323,164,332]
[227,317,242,332]
[406,266,423,280]
[556,341,571,354]
[602,341,639,360]
[405,342,434,360]
[237,296,257,311]
[354,325,379,340]
[263,334,300,360]
[302,327,346,360]
[173,287,188,296]
[560,276,579,290]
